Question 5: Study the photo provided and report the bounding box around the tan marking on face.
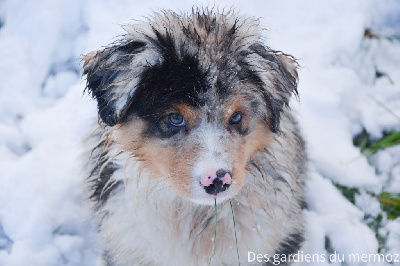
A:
[228,122,273,194]
[223,98,246,119]
[223,98,251,132]
[136,140,200,198]
[113,118,146,151]
[114,118,200,198]
[172,104,200,128]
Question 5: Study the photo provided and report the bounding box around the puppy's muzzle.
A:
[200,169,232,195]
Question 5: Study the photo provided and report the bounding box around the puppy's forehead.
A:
[130,54,245,116]
[118,12,284,127]
[125,16,264,111]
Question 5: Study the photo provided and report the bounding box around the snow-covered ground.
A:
[0,0,399,265]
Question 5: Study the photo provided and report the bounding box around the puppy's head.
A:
[83,10,298,205]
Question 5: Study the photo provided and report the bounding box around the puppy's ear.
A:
[82,41,147,126]
[248,44,299,133]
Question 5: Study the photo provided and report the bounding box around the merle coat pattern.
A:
[83,9,307,266]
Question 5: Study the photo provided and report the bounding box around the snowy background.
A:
[0,0,399,265]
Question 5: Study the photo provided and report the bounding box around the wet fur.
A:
[83,8,307,266]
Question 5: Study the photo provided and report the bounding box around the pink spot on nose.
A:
[201,172,217,187]
[221,173,232,185]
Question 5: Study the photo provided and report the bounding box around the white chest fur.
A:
[95,156,303,266]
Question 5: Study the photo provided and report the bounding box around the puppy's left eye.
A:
[167,113,185,127]
[229,112,242,124]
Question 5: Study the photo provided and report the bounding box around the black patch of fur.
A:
[230,49,285,133]
[90,162,121,209]
[261,90,285,133]
[123,30,210,139]
[299,198,308,210]
[276,232,304,256]
[102,250,114,266]
[84,41,146,126]
[249,44,298,97]
[248,44,299,133]
[264,232,304,266]
[88,141,122,210]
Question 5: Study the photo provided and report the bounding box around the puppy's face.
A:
[83,12,298,205]
[116,89,272,204]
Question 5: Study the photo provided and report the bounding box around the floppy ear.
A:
[82,41,149,126]
[248,43,299,133]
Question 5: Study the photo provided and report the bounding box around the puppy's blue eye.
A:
[167,113,185,126]
[229,112,242,124]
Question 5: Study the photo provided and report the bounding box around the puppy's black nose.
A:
[201,169,232,195]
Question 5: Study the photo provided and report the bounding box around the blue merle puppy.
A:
[83,8,307,266]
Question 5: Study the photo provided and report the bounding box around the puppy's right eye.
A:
[167,113,185,127]
[229,112,242,124]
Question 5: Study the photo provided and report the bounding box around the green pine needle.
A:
[230,200,240,266]
[362,131,400,156]
[208,198,218,265]
[378,192,400,220]
[349,129,400,164]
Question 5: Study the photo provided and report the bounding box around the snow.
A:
[0,0,399,265]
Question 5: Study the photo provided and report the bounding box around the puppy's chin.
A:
[189,194,232,205]
[187,185,239,205]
